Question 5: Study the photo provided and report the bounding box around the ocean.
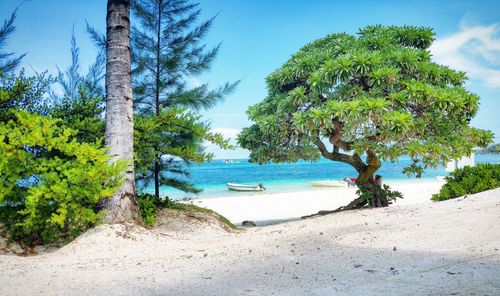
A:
[139,154,500,200]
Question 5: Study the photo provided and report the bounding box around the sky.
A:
[1,0,499,159]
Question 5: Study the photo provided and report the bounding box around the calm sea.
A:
[139,154,500,200]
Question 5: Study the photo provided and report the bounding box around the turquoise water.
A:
[139,154,500,200]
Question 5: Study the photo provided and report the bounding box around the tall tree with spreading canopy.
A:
[103,0,140,223]
[131,0,237,197]
[238,25,493,210]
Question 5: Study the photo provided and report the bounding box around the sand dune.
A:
[1,187,499,295]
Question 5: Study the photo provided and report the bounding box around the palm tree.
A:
[103,0,140,223]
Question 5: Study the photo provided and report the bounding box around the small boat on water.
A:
[310,180,348,187]
[227,183,265,191]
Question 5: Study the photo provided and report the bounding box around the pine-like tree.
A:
[51,29,105,101]
[48,30,106,144]
[0,8,25,74]
[131,0,237,197]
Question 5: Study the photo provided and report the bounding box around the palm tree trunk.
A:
[103,0,140,223]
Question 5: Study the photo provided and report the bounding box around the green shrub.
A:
[136,193,238,230]
[168,202,238,230]
[136,193,172,227]
[356,184,403,206]
[0,110,123,245]
[431,164,500,201]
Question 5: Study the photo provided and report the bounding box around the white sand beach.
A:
[192,179,446,225]
[1,184,499,295]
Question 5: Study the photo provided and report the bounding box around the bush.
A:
[136,193,172,227]
[431,164,500,201]
[0,110,123,245]
[356,184,403,207]
[136,193,238,229]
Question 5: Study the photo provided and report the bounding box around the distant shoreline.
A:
[188,179,446,226]
[147,176,445,200]
[140,154,500,200]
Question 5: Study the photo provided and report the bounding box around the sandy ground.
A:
[193,179,445,225]
[1,187,499,295]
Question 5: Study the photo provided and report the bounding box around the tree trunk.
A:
[302,149,386,219]
[153,1,162,198]
[355,149,381,185]
[103,0,140,223]
[154,161,160,198]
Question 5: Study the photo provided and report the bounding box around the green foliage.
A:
[135,108,232,193]
[136,193,172,227]
[168,202,238,230]
[0,13,121,245]
[431,164,500,201]
[0,8,25,74]
[130,0,238,196]
[0,71,50,119]
[356,184,403,204]
[131,0,238,114]
[48,31,106,144]
[0,72,122,246]
[0,110,123,245]
[50,88,105,144]
[87,0,238,195]
[238,25,493,178]
[136,193,237,230]
[52,29,105,100]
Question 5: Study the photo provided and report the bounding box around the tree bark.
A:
[304,142,386,219]
[355,149,381,184]
[154,161,160,198]
[103,0,141,223]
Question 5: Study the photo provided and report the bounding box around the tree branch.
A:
[314,137,366,172]
[327,118,352,150]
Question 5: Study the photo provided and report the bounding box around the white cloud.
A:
[430,20,500,88]
[204,127,240,149]
[212,127,241,140]
[203,127,249,159]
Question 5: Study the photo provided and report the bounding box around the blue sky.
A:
[1,0,499,159]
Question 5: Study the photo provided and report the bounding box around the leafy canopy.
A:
[238,25,493,176]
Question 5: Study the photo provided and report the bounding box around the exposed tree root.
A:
[301,196,368,219]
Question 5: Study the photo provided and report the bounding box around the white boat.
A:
[310,180,347,187]
[227,183,265,191]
